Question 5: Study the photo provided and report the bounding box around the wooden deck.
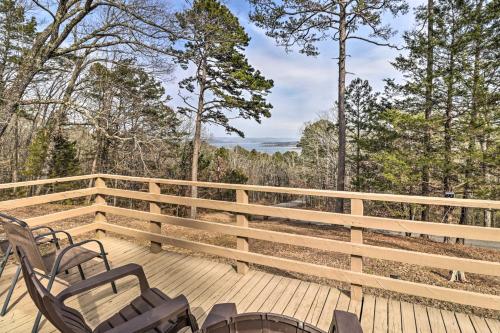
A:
[0,237,498,333]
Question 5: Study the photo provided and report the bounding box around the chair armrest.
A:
[103,295,190,333]
[330,310,363,333]
[57,263,150,302]
[202,303,237,329]
[30,225,55,233]
[34,230,73,244]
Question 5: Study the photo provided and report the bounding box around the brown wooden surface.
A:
[0,237,497,332]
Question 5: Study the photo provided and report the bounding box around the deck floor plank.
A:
[469,315,492,333]
[374,297,389,333]
[426,307,446,333]
[388,299,402,333]
[413,304,431,333]
[455,312,477,333]
[360,294,376,333]
[440,310,461,333]
[316,288,340,332]
[400,302,417,333]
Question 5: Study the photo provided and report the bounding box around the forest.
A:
[0,0,498,228]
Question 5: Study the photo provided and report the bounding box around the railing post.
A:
[94,177,107,238]
[236,189,249,274]
[149,182,162,253]
[350,198,364,301]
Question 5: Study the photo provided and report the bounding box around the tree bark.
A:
[443,17,456,243]
[421,0,434,227]
[190,60,207,218]
[335,0,347,213]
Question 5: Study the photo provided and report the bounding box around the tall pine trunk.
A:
[443,16,456,243]
[335,0,347,213]
[421,0,434,229]
[190,60,207,218]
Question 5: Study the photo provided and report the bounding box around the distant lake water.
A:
[209,137,301,154]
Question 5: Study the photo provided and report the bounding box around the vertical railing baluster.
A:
[350,198,364,301]
[236,189,249,274]
[94,177,107,238]
[149,182,162,253]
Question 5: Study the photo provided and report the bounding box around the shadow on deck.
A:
[0,237,498,333]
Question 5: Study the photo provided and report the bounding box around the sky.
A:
[167,1,425,139]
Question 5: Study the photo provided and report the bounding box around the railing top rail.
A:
[96,174,500,209]
[1,173,498,209]
[0,174,96,190]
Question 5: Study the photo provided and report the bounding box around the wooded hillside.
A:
[0,0,497,228]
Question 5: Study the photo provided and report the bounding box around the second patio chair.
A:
[17,246,199,333]
[1,214,117,332]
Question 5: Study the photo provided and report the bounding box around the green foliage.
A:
[345,78,382,190]
[49,134,79,177]
[23,129,49,179]
[175,0,273,137]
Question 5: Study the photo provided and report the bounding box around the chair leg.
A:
[32,273,56,333]
[188,313,199,331]
[77,264,86,280]
[0,264,21,316]
[0,244,12,279]
[101,252,117,294]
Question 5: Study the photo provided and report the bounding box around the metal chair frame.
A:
[0,212,117,333]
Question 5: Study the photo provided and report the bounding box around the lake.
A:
[209,137,301,154]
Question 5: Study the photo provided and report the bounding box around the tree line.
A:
[0,0,498,229]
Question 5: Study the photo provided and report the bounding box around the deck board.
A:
[0,237,495,333]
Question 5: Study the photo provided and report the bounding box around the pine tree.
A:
[174,0,273,217]
[345,78,381,191]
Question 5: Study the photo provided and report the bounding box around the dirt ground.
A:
[3,203,500,319]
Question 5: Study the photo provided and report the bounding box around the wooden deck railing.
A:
[0,174,499,311]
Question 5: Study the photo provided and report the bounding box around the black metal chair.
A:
[1,213,117,332]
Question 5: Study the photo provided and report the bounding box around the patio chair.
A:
[0,212,62,280]
[1,214,117,332]
[16,246,199,333]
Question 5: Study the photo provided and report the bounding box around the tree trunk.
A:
[356,109,361,192]
[190,60,207,219]
[421,0,434,228]
[335,0,347,213]
[443,21,455,242]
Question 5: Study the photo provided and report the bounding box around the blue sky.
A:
[168,1,424,139]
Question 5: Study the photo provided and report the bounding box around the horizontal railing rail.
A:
[0,174,95,190]
[0,174,499,311]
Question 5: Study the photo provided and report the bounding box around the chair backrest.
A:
[17,247,92,333]
[1,213,49,273]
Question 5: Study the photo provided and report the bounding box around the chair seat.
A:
[43,247,101,274]
[93,288,180,333]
